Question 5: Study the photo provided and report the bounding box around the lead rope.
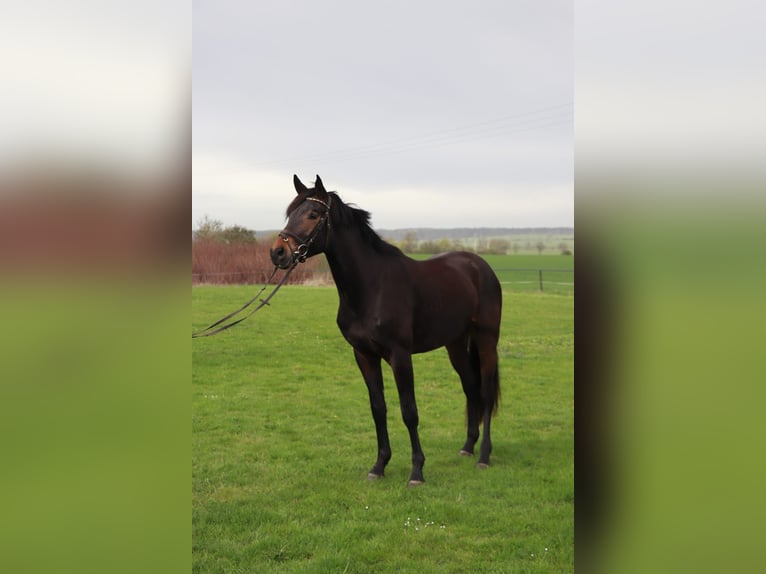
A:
[192,195,331,338]
[191,263,297,338]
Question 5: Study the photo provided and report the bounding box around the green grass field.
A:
[193,278,573,572]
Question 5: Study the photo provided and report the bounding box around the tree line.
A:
[194,215,257,244]
[391,231,572,255]
[192,216,573,269]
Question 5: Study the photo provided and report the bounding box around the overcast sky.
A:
[193,0,572,231]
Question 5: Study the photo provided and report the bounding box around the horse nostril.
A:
[271,246,287,266]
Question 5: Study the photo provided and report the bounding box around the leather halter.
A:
[278,195,332,264]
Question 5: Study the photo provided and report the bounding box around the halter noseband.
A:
[278,195,332,264]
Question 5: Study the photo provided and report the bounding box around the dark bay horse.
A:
[270,175,502,486]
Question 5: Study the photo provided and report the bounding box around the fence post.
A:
[538,269,543,292]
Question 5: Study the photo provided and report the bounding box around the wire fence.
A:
[494,268,574,294]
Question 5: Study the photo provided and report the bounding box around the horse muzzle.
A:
[269,243,293,269]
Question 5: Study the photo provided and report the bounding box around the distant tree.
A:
[535,240,546,255]
[195,215,224,241]
[221,225,257,244]
[488,238,510,254]
[194,216,257,244]
[401,231,418,253]
[512,242,520,254]
[419,240,438,254]
[558,241,571,255]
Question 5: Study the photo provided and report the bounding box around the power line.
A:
[249,103,572,168]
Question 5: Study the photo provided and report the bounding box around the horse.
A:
[270,175,502,486]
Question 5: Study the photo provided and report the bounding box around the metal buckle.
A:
[295,244,308,263]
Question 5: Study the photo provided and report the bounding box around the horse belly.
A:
[410,262,480,352]
[411,301,474,353]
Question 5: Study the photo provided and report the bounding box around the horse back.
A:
[416,251,501,305]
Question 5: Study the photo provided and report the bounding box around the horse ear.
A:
[314,175,326,194]
[314,175,329,200]
[293,174,308,194]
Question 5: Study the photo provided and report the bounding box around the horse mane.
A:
[286,190,403,257]
[330,192,404,257]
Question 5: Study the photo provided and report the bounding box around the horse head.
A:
[270,175,332,269]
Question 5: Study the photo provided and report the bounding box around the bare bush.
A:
[192,240,323,285]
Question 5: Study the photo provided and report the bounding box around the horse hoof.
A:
[367,472,383,480]
[407,480,425,488]
[459,450,474,457]
[477,462,489,470]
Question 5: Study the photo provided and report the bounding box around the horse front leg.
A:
[389,349,426,486]
[354,349,391,479]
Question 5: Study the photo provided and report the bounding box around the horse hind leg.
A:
[446,338,482,457]
[475,333,501,468]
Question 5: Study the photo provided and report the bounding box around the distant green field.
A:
[193,284,573,572]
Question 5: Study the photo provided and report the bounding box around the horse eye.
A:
[308,210,319,220]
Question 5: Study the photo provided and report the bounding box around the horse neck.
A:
[324,226,393,306]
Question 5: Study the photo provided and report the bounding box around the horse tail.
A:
[468,335,501,421]
[487,361,501,419]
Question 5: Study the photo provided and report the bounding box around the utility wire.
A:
[249,103,572,168]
